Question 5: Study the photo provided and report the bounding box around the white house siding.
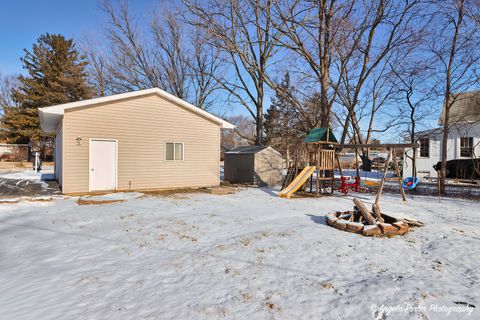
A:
[403,123,480,178]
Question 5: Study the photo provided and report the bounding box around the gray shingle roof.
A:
[440,91,480,124]
[225,145,268,154]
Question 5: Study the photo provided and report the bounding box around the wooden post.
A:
[391,148,407,202]
[316,147,320,197]
[309,150,313,193]
[334,152,342,194]
[375,148,392,205]
[372,202,384,223]
[354,147,360,181]
[335,153,343,177]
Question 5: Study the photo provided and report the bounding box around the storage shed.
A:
[224,146,283,186]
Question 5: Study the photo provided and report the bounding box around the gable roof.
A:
[225,145,282,156]
[304,127,338,143]
[439,90,480,125]
[226,145,268,154]
[38,87,235,133]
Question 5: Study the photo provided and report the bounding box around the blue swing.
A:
[402,177,420,190]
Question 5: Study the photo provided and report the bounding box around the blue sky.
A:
[0,0,437,141]
[0,0,252,118]
[0,0,155,75]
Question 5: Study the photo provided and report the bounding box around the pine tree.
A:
[3,33,93,145]
[264,72,301,163]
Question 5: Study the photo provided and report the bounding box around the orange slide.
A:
[279,166,316,199]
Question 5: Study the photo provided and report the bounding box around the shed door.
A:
[89,139,117,191]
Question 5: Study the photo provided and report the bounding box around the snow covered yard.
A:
[0,189,478,319]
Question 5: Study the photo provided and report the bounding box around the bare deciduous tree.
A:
[223,115,256,146]
[152,10,189,100]
[0,74,19,116]
[183,0,281,145]
[390,60,437,177]
[101,0,160,92]
[335,0,423,147]
[270,0,353,129]
[188,32,222,110]
[429,0,480,194]
[84,0,221,110]
[270,0,423,168]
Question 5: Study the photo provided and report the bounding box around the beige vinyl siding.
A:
[254,148,283,186]
[62,93,220,194]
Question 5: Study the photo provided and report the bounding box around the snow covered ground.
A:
[0,188,478,319]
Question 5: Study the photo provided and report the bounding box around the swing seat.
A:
[402,177,420,190]
[364,180,379,187]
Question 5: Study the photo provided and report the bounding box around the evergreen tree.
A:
[264,72,301,162]
[3,33,93,145]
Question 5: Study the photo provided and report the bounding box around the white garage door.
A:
[89,139,117,191]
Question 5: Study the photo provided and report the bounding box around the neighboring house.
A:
[224,145,283,186]
[0,144,29,161]
[39,88,234,194]
[403,91,480,178]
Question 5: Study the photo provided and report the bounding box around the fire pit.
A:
[326,198,423,237]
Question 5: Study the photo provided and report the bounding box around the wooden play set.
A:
[279,128,419,202]
[281,128,340,198]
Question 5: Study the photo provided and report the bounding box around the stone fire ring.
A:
[326,211,409,237]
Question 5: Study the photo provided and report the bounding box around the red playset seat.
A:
[340,176,360,194]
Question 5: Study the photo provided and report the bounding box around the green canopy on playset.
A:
[303,128,338,143]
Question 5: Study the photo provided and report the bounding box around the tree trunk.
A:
[286,144,290,168]
[411,108,417,178]
[360,154,371,172]
[440,118,449,195]
[439,0,463,195]
[412,151,417,178]
[255,87,264,146]
[256,110,263,145]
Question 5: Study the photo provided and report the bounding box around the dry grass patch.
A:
[143,186,236,198]
[143,187,206,198]
[204,187,236,195]
[0,198,21,204]
[77,198,125,205]
[28,196,54,202]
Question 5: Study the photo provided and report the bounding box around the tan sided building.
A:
[39,88,234,194]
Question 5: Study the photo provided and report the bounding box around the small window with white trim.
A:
[460,137,473,157]
[419,138,429,158]
[166,142,184,160]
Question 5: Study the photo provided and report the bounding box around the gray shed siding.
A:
[224,153,254,183]
[224,146,283,186]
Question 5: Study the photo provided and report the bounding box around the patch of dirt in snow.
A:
[143,186,236,199]
[0,190,478,319]
[77,192,143,205]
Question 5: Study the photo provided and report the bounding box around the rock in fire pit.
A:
[325,198,423,237]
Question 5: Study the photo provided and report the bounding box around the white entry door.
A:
[89,139,117,191]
